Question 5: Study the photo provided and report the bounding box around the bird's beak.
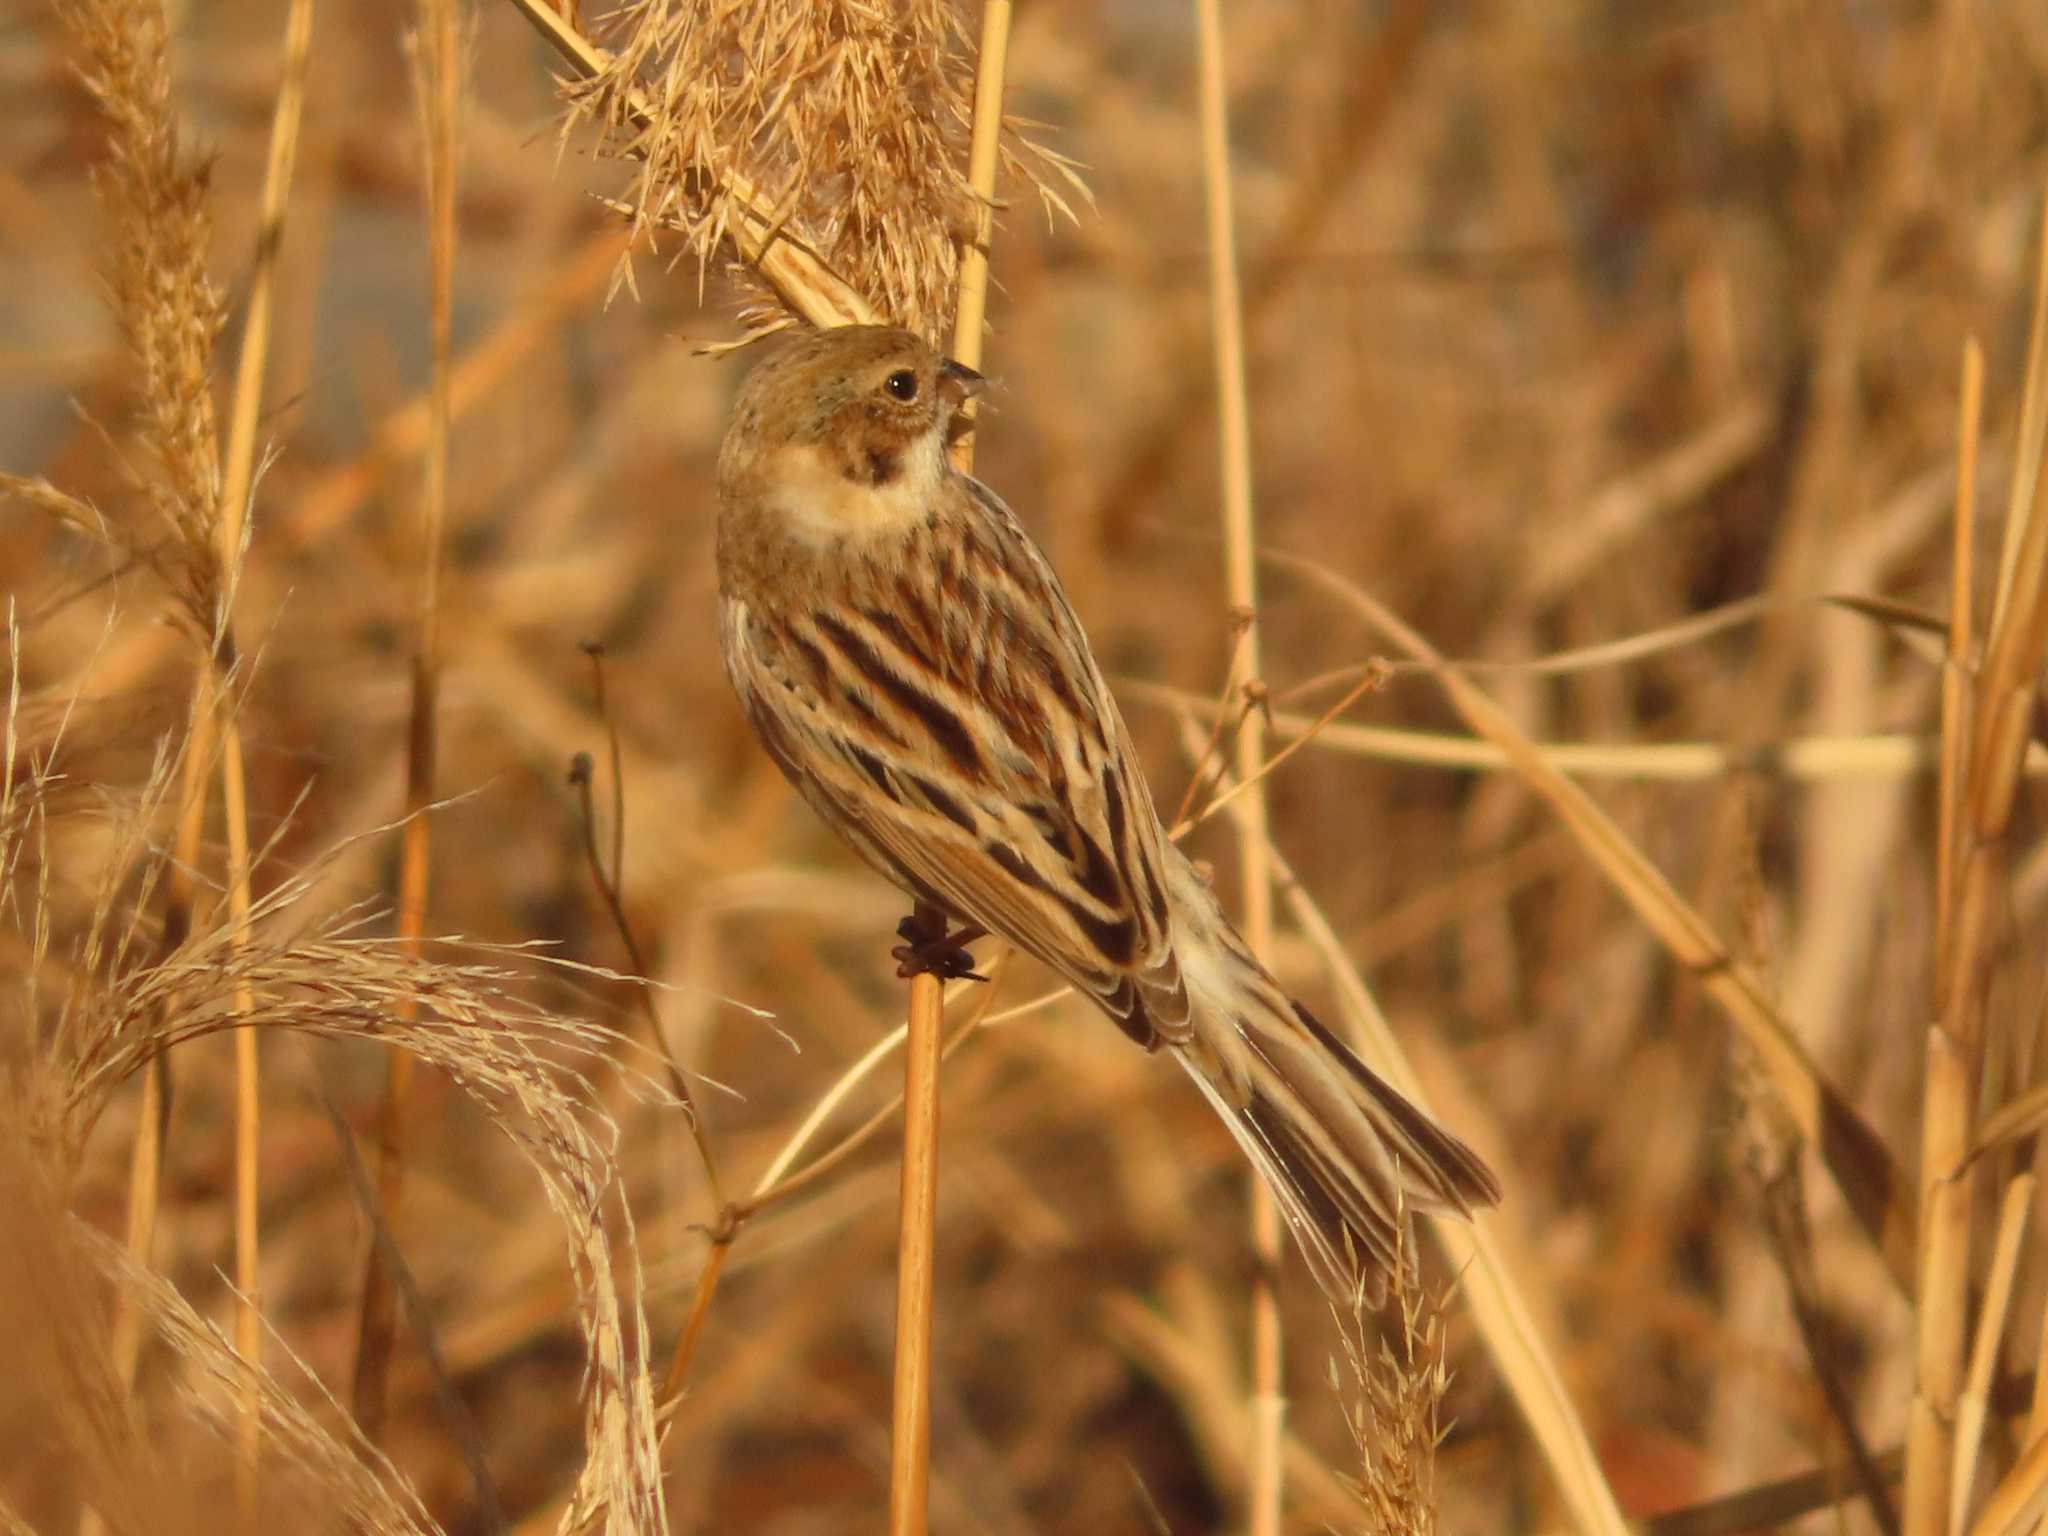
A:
[938,357,986,408]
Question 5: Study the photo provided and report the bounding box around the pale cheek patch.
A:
[765,439,945,547]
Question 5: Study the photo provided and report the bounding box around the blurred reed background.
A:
[6,0,2048,1532]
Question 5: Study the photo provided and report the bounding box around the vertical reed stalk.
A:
[1909,199,2048,1536]
[1909,338,1982,1536]
[219,709,260,1520]
[210,0,313,1507]
[102,676,213,1406]
[1952,1174,2033,1534]
[887,970,945,1536]
[1191,0,1282,1529]
[948,0,1008,451]
[1933,340,1981,979]
[885,7,1013,1530]
[353,0,460,1439]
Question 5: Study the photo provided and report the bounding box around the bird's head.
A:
[718,325,986,546]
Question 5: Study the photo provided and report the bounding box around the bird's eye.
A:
[883,369,919,402]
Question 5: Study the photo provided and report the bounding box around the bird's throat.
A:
[763,435,946,548]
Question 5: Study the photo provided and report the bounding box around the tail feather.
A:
[1288,1000,1503,1211]
[1170,967,1499,1302]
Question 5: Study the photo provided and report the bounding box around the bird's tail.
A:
[1164,875,1499,1300]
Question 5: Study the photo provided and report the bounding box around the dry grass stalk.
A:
[1187,0,1283,1527]
[1168,714,1631,1536]
[1934,340,1984,973]
[1126,670,2048,792]
[738,964,1020,1216]
[353,0,467,1442]
[205,0,320,1464]
[1908,197,2048,1536]
[1951,1175,2033,1536]
[1268,552,1921,1296]
[1733,1015,1899,1536]
[204,0,321,1472]
[1909,335,1985,1536]
[218,709,262,1516]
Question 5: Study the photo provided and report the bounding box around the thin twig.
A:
[660,963,1015,1436]
[1755,1163,1900,1536]
[745,962,1012,1221]
[1168,620,1256,831]
[319,1084,508,1534]
[354,0,454,1440]
[1171,668,1385,838]
[1125,677,2048,785]
[565,706,724,1207]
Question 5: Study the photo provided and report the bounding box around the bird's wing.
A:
[721,480,1192,1047]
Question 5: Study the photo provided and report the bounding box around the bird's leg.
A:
[892,902,988,982]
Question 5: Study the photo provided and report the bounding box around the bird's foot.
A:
[892,904,988,982]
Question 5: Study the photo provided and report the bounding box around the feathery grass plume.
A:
[1329,1220,1450,1536]
[92,1225,444,1536]
[54,0,226,635]
[0,1119,218,1536]
[1,698,668,1535]
[562,0,1083,338]
[0,1115,439,1536]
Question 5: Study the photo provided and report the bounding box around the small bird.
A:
[716,323,1498,1298]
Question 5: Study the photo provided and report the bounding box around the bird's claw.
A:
[892,908,987,982]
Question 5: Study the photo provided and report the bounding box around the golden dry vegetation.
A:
[6,1,2048,1533]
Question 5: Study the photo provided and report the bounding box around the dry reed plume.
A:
[45,0,224,631]
[1331,1223,1451,1536]
[557,0,1081,337]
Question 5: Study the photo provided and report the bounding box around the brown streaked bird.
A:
[716,323,1499,1298]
